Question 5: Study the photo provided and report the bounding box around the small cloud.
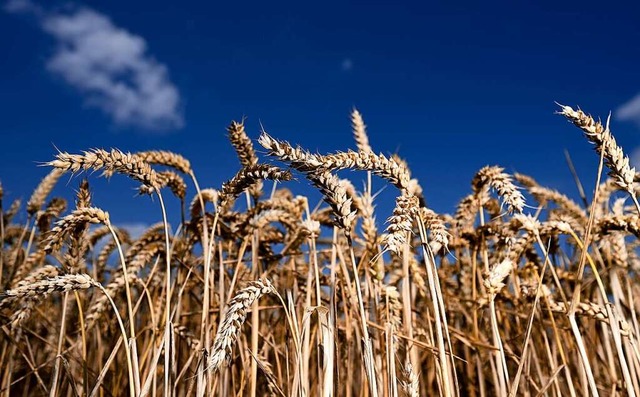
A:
[5,1,183,131]
[616,94,640,128]
[631,146,640,170]
[341,58,353,72]
[3,0,41,14]
[117,222,152,240]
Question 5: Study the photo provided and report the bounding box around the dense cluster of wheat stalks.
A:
[1,105,640,396]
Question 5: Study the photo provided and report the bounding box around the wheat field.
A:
[1,105,639,396]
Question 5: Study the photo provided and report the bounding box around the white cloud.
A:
[5,1,183,130]
[342,58,353,72]
[617,94,640,128]
[117,222,152,240]
[4,0,41,14]
[631,146,640,170]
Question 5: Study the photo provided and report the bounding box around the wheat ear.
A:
[351,108,372,153]
[26,169,64,216]
[135,150,192,174]
[472,165,525,214]
[48,148,159,188]
[208,278,275,372]
[558,104,635,194]
[44,207,109,252]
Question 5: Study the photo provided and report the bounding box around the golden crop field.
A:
[1,105,638,396]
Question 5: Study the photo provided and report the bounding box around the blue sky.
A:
[2,0,640,230]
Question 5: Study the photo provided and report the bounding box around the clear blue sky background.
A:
[2,0,640,231]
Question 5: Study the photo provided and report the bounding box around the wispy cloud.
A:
[616,94,640,128]
[631,146,640,170]
[116,222,152,240]
[5,0,183,131]
[4,0,39,14]
[342,58,353,72]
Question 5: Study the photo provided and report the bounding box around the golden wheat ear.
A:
[207,278,275,373]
